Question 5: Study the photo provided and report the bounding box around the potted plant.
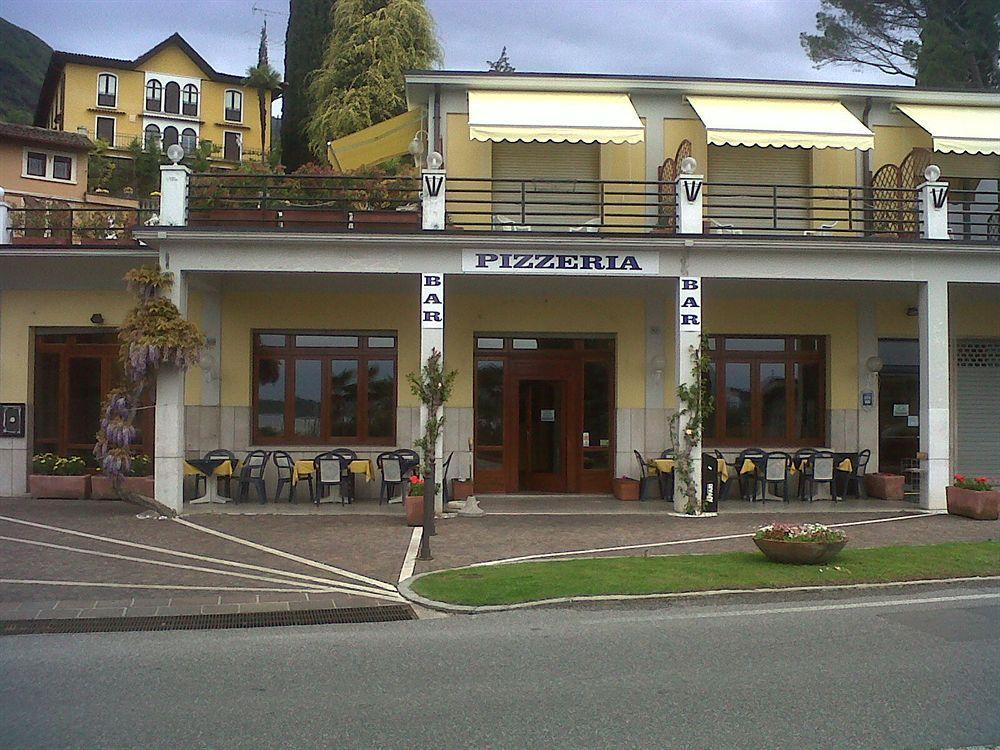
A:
[451,477,474,502]
[946,475,999,520]
[613,475,640,501]
[123,453,155,497]
[405,474,425,526]
[753,523,847,564]
[864,472,906,501]
[29,453,91,499]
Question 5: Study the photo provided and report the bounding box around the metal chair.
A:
[194,449,236,498]
[633,450,660,500]
[313,452,347,505]
[272,451,310,503]
[657,449,676,502]
[802,451,836,502]
[234,450,269,504]
[377,451,406,505]
[762,451,792,503]
[735,448,766,501]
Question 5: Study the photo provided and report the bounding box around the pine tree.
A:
[306,0,441,159]
[282,0,335,171]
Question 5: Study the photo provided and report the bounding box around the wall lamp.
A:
[90,313,105,326]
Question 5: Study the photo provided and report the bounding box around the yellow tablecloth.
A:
[650,459,675,474]
[838,458,853,472]
[293,460,314,483]
[184,460,235,477]
[295,458,374,482]
[349,459,374,482]
[740,458,758,475]
[718,461,731,482]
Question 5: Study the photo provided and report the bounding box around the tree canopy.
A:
[306,0,441,158]
[800,0,999,89]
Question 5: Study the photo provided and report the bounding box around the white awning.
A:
[467,90,644,144]
[686,95,874,151]
[895,104,1000,155]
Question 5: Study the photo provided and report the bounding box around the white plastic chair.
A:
[709,218,743,235]
[494,214,532,232]
[569,217,601,233]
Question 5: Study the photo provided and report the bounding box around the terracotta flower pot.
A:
[451,479,473,502]
[29,474,90,499]
[279,209,350,230]
[754,538,847,565]
[864,473,905,501]
[613,478,640,501]
[89,475,118,500]
[124,476,156,498]
[405,493,425,526]
[351,210,420,233]
[946,486,1000,521]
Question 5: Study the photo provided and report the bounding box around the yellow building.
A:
[34,33,275,166]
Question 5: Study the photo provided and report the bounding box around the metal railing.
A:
[6,207,157,245]
[187,173,421,230]
[702,182,921,237]
[947,187,1000,242]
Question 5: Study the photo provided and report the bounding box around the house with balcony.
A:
[0,70,997,516]
[33,33,275,167]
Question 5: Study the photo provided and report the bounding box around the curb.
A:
[396,572,1000,615]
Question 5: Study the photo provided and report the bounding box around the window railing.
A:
[5,207,157,245]
[186,173,421,231]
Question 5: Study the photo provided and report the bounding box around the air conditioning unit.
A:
[1,404,26,438]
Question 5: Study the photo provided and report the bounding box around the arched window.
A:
[224,90,243,122]
[143,124,161,150]
[180,128,197,154]
[145,80,162,112]
[97,73,117,107]
[164,82,180,114]
[162,126,179,149]
[181,84,199,116]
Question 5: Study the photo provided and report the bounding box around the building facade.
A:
[34,33,274,166]
[1,71,997,513]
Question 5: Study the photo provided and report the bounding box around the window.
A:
[97,73,117,107]
[164,81,180,114]
[143,124,161,150]
[706,335,825,445]
[145,79,162,111]
[52,155,72,181]
[96,116,115,145]
[224,89,242,121]
[180,128,197,154]
[181,84,199,116]
[253,332,398,444]
[162,126,179,149]
[223,131,241,162]
[25,151,46,177]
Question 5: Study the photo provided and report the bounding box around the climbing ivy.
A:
[669,334,715,514]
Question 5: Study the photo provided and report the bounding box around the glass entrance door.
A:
[518,380,566,492]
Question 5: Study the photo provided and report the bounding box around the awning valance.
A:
[895,104,1000,155]
[686,96,874,151]
[327,108,424,171]
[467,90,644,144]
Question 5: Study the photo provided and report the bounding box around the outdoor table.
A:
[301,458,374,503]
[649,458,675,475]
[187,457,231,504]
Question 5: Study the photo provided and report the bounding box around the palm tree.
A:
[244,63,282,159]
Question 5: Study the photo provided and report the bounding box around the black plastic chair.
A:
[835,451,865,498]
[330,448,358,502]
[842,448,871,498]
[234,450,269,504]
[657,449,676,502]
[793,448,818,500]
[272,451,311,503]
[377,451,407,505]
[802,451,836,502]
[314,451,347,505]
[762,451,792,503]
[395,448,421,478]
[194,449,236,498]
[735,448,766,501]
[714,450,736,500]
[633,450,660,500]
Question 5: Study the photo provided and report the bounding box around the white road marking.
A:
[173,517,399,592]
[474,512,938,566]
[399,527,422,583]
[0,579,336,593]
[0,513,390,597]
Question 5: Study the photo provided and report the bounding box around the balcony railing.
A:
[186,173,421,230]
[6,207,157,246]
[948,186,1000,242]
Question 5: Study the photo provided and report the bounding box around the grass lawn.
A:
[411,541,1000,607]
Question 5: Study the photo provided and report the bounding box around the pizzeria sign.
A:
[463,250,659,275]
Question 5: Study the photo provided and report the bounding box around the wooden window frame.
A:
[224,89,243,123]
[181,84,199,117]
[706,334,826,446]
[145,79,163,112]
[251,330,398,446]
[96,72,117,108]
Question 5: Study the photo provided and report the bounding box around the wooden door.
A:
[518,380,567,492]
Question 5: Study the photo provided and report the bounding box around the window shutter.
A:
[955,340,1000,482]
[707,145,812,230]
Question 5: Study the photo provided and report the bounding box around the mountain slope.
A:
[0,18,52,124]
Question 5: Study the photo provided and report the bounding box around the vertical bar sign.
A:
[421,273,444,329]
[678,277,702,332]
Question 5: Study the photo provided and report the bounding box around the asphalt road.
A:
[2,585,998,749]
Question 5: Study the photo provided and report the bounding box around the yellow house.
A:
[34,33,276,166]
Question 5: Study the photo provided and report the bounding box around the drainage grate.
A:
[1,605,415,636]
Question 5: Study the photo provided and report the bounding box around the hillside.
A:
[0,18,51,124]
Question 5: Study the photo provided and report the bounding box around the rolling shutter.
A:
[707,145,812,230]
[491,142,600,230]
[955,340,1000,482]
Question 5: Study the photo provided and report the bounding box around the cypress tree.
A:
[282,0,335,170]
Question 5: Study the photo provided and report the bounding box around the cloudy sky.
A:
[4,0,902,89]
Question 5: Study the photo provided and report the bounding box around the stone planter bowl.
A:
[754,538,847,565]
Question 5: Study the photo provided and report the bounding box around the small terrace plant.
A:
[755,523,847,544]
[952,474,993,491]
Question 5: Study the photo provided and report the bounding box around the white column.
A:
[421,169,446,230]
[917,167,949,240]
[919,279,950,509]
[159,164,190,227]
[857,298,879,471]
[0,187,11,244]
[154,270,188,513]
[420,272,445,512]
[675,162,704,235]
[675,277,703,512]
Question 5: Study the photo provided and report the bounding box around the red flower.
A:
[974,477,988,483]
[953,474,965,482]
[409,475,422,484]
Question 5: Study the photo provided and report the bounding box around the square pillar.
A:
[154,270,188,513]
[675,276,703,512]
[919,279,950,509]
[420,272,445,512]
[857,298,879,472]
